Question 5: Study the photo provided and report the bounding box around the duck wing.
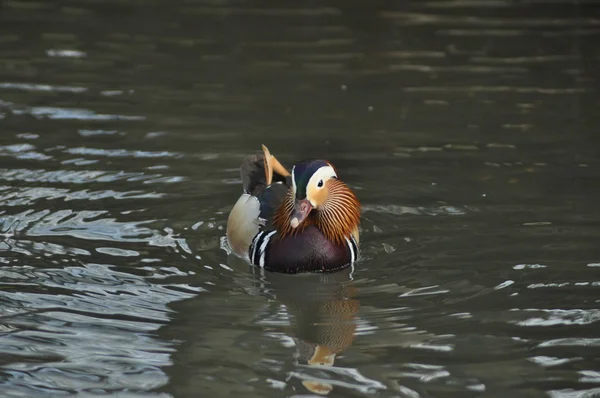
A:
[227,146,291,257]
[240,146,291,228]
[241,145,289,195]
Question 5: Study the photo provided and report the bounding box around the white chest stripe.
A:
[250,231,264,263]
[258,230,277,268]
[346,235,359,264]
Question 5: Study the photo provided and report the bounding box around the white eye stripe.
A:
[305,165,337,206]
[308,166,337,191]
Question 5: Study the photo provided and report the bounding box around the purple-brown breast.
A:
[264,225,352,273]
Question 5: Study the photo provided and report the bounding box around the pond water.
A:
[1,0,599,397]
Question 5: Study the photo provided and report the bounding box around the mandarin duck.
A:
[226,145,360,273]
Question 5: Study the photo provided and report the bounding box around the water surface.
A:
[1,0,600,397]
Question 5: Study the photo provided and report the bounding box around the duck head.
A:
[275,159,361,244]
[289,160,338,228]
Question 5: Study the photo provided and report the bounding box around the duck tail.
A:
[240,145,290,195]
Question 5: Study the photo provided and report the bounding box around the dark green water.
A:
[1,1,600,397]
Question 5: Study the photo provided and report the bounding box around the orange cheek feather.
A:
[310,185,328,208]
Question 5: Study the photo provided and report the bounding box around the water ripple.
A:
[0,169,184,185]
[363,204,469,216]
[0,144,52,161]
[182,6,341,16]
[290,366,387,395]
[46,49,86,58]
[403,86,589,94]
[381,12,600,27]
[0,186,164,207]
[11,210,155,243]
[0,268,190,395]
[63,147,181,159]
[23,107,145,121]
[0,82,87,93]
[512,309,600,327]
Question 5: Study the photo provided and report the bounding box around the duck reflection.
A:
[158,254,361,396]
[252,267,358,395]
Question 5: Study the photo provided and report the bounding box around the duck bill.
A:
[290,199,313,228]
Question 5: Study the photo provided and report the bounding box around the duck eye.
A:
[317,179,324,188]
